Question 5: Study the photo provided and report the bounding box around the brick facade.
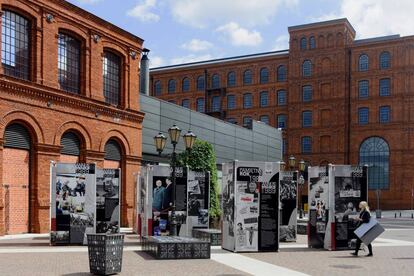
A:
[0,0,144,235]
[150,19,414,210]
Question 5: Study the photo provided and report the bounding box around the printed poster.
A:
[96,169,120,234]
[279,171,297,242]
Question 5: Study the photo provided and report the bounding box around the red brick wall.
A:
[0,0,145,235]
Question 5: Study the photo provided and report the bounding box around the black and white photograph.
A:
[96,169,120,234]
[186,171,210,229]
[279,171,298,242]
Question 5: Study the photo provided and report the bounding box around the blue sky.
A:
[68,0,414,68]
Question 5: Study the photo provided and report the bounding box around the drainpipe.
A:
[140,48,150,95]
[346,49,352,164]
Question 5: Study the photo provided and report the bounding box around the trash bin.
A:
[87,234,124,275]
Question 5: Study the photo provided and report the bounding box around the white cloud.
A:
[150,56,165,68]
[127,0,160,23]
[181,39,213,52]
[216,22,262,47]
[319,0,414,38]
[170,54,215,65]
[169,0,299,28]
[272,35,289,51]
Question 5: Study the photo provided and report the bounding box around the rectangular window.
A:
[260,91,268,107]
[211,96,220,112]
[277,90,287,106]
[103,51,121,106]
[302,85,312,102]
[182,99,190,109]
[302,137,312,154]
[379,78,391,96]
[302,111,312,128]
[243,93,252,109]
[58,33,81,94]
[277,114,287,129]
[227,95,236,109]
[196,98,205,112]
[358,80,369,98]
[379,106,390,123]
[358,107,369,125]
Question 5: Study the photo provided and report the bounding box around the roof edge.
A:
[288,18,356,35]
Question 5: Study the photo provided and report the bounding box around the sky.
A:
[68,0,414,68]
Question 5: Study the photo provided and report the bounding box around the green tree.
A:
[175,139,221,221]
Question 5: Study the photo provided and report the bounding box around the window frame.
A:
[359,54,369,72]
[358,107,369,125]
[227,94,236,109]
[57,31,82,94]
[302,85,312,102]
[259,91,269,107]
[181,99,190,109]
[196,97,205,112]
[302,60,312,77]
[227,71,236,87]
[154,80,162,96]
[379,78,391,96]
[243,69,253,85]
[168,79,176,93]
[196,75,205,91]
[103,49,122,106]
[277,114,287,129]
[302,136,312,154]
[182,77,190,92]
[379,106,391,123]
[277,90,287,106]
[277,65,287,82]
[243,93,253,109]
[358,80,369,98]
[259,67,269,84]
[300,37,307,50]
[211,73,220,89]
[379,51,391,70]
[302,110,312,128]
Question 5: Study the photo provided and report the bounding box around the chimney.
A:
[140,48,150,95]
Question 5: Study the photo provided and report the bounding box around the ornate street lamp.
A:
[279,161,286,171]
[298,160,306,172]
[154,125,196,236]
[288,155,296,169]
[183,130,197,150]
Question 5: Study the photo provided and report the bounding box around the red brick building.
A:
[0,0,144,235]
[150,18,414,210]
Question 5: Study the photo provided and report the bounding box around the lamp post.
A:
[153,126,197,236]
[286,156,306,218]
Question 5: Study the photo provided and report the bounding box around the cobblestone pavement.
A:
[0,223,413,276]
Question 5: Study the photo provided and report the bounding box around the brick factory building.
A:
[150,18,414,210]
[0,0,144,235]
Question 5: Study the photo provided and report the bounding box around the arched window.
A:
[302,60,312,77]
[103,51,121,106]
[104,139,122,169]
[58,32,81,94]
[243,93,253,108]
[181,99,190,108]
[196,75,205,91]
[300,37,307,50]
[168,79,176,93]
[302,136,312,154]
[302,85,312,102]
[211,96,220,112]
[359,137,390,189]
[4,123,31,150]
[60,131,81,156]
[227,71,236,87]
[154,80,162,95]
[359,54,369,71]
[277,65,287,82]
[1,10,31,80]
[309,36,316,49]
[182,77,190,92]
[260,91,268,107]
[259,68,269,84]
[379,51,390,69]
[196,98,205,112]
[243,70,252,85]
[211,74,220,89]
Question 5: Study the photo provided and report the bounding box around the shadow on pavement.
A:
[133,250,156,260]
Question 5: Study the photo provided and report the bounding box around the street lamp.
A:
[279,161,286,171]
[153,125,197,236]
[298,160,305,172]
[288,155,296,169]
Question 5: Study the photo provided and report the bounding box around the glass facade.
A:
[359,137,389,189]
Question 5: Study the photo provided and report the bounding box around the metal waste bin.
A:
[87,234,124,275]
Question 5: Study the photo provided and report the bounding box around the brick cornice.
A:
[84,150,105,159]
[35,143,61,155]
[125,155,142,163]
[0,77,145,124]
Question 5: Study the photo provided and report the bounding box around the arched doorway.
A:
[104,139,122,169]
[60,131,82,163]
[3,123,32,234]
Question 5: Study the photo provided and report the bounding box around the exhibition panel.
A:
[279,171,298,242]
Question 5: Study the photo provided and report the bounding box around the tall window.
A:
[302,111,312,127]
[277,90,287,105]
[1,10,31,80]
[359,54,369,71]
[277,65,287,82]
[227,94,236,109]
[300,37,307,50]
[243,70,252,85]
[211,96,220,112]
[260,68,269,84]
[358,107,369,125]
[154,80,162,95]
[227,71,236,87]
[277,114,287,129]
[182,99,190,108]
[379,78,391,96]
[197,75,205,91]
[358,80,369,98]
[379,106,390,123]
[359,137,389,189]
[103,51,121,105]
[302,85,312,102]
[211,73,220,89]
[182,77,190,92]
[196,98,204,112]
[302,136,312,154]
[309,36,316,49]
[168,79,176,93]
[260,91,268,107]
[58,33,81,94]
[243,116,252,127]
[259,115,269,125]
[243,93,252,108]
[302,60,312,77]
[379,51,390,69]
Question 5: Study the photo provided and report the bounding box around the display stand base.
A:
[142,236,210,259]
[192,228,222,246]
